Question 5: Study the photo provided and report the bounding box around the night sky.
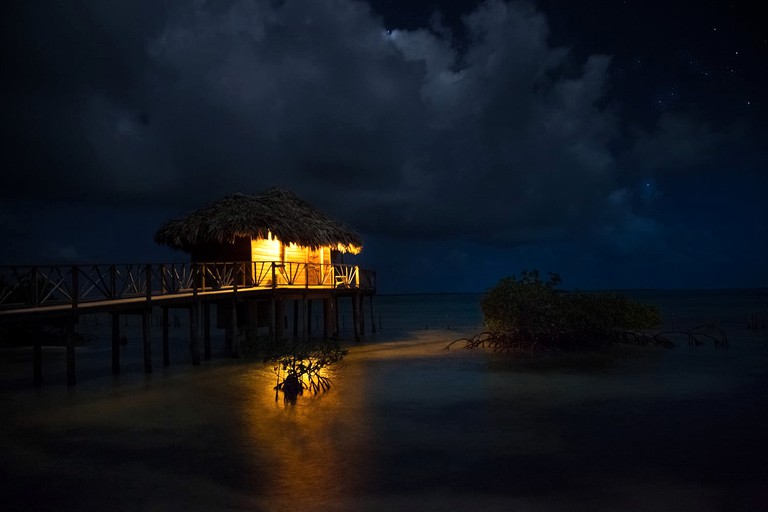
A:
[2,0,766,293]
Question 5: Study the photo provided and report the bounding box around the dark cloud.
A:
[3,0,621,242]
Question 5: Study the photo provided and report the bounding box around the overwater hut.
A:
[154,187,375,344]
[155,187,361,264]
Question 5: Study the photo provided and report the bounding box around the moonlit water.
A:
[1,290,767,511]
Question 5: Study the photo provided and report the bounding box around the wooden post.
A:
[145,263,151,295]
[142,310,152,373]
[162,307,170,367]
[231,273,240,358]
[271,262,277,290]
[33,341,42,386]
[112,312,120,375]
[293,300,299,339]
[66,320,76,385]
[302,296,308,341]
[359,294,365,335]
[323,298,334,340]
[66,266,79,385]
[71,265,79,311]
[230,299,239,357]
[275,299,285,340]
[203,302,211,360]
[352,293,361,342]
[268,296,276,342]
[306,298,312,338]
[109,265,117,299]
[32,266,40,307]
[190,302,201,365]
[370,295,377,333]
[334,296,340,337]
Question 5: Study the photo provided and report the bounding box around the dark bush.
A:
[480,270,661,350]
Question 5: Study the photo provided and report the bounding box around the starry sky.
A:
[1,0,766,293]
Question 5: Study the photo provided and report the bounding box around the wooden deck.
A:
[0,261,376,386]
[0,261,375,318]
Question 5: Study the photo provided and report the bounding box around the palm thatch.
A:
[154,187,363,253]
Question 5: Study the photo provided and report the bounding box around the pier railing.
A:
[0,262,375,313]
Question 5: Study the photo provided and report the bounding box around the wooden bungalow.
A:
[154,187,375,346]
[156,187,360,262]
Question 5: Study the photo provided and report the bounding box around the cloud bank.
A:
[3,0,625,244]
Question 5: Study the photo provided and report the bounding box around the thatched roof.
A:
[154,187,363,253]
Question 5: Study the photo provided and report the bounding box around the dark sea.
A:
[1,289,767,511]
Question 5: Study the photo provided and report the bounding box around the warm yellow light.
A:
[336,244,362,254]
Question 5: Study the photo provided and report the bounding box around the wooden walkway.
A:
[0,261,376,386]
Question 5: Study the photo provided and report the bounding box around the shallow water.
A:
[1,290,767,511]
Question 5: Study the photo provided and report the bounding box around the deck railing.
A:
[0,262,375,312]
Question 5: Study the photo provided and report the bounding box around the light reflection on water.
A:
[238,363,374,506]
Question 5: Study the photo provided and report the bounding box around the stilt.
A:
[203,303,211,360]
[111,312,120,374]
[323,298,334,340]
[190,302,201,366]
[275,299,285,340]
[33,341,42,386]
[162,307,170,367]
[142,311,152,373]
[306,299,312,338]
[302,297,308,341]
[66,320,76,385]
[269,296,276,342]
[370,295,377,333]
[231,297,240,358]
[334,296,340,337]
[352,293,361,342]
[359,294,365,335]
[293,300,299,338]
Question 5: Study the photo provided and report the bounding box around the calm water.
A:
[1,289,767,511]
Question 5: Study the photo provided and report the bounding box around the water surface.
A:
[1,290,767,511]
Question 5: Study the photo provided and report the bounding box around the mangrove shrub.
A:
[268,339,347,403]
[480,270,661,350]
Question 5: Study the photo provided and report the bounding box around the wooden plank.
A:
[162,307,170,367]
[142,311,152,373]
[359,294,365,336]
[203,302,211,360]
[334,296,339,337]
[112,312,120,375]
[323,298,333,340]
[190,302,201,366]
[33,341,42,386]
[370,295,377,333]
[275,299,285,340]
[293,300,299,338]
[352,293,361,342]
[66,320,76,385]
[265,296,273,342]
[230,297,239,358]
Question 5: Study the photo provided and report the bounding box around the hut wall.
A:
[284,243,306,263]
[250,239,333,286]
[251,237,281,262]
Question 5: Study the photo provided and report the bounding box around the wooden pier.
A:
[0,261,376,386]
